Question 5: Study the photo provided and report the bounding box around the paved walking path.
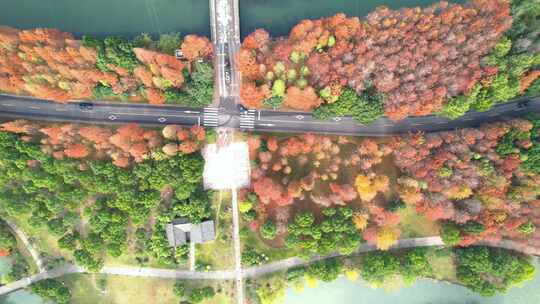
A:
[189,242,196,272]
[230,188,244,304]
[2,235,538,296]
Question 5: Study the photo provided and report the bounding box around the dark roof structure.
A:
[165,217,215,247]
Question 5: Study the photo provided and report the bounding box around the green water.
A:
[0,0,466,38]
[0,290,43,304]
[0,0,210,38]
[239,0,464,37]
[284,259,540,304]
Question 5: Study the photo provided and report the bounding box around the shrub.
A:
[518,221,536,234]
[157,32,182,55]
[456,246,535,296]
[440,222,462,246]
[31,279,71,304]
[260,220,277,240]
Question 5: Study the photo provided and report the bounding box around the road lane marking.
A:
[258,119,342,125]
[258,123,275,127]
[110,112,195,118]
[28,106,41,110]
[257,111,261,120]
[1,103,15,107]
[55,108,68,112]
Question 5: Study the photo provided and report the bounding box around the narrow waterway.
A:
[284,258,540,304]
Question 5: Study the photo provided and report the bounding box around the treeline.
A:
[247,246,536,304]
[239,0,540,123]
[0,26,213,106]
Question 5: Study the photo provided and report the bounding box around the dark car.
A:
[517,100,530,108]
[237,104,248,113]
[79,102,94,111]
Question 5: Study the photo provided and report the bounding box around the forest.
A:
[0,121,212,271]
[246,246,535,304]
[238,0,540,123]
[241,116,540,257]
[0,27,214,106]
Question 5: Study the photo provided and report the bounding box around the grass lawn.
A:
[61,274,234,304]
[197,190,235,270]
[240,220,299,263]
[397,204,440,238]
[427,247,457,282]
[14,233,39,275]
[9,214,73,262]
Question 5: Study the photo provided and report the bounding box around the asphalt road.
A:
[251,95,540,136]
[0,93,539,135]
[0,93,202,126]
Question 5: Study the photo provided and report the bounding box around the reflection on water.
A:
[284,259,540,304]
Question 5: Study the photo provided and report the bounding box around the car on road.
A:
[237,104,248,113]
[79,102,94,111]
[517,100,530,108]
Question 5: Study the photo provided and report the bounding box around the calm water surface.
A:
[0,0,466,38]
[0,0,210,38]
[284,258,540,304]
[240,0,465,37]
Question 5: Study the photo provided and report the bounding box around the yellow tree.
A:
[352,213,369,231]
[376,227,400,251]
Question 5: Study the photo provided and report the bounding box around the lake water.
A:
[0,257,11,277]
[0,0,464,38]
[0,290,43,304]
[0,0,210,38]
[284,259,540,304]
[239,0,464,37]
